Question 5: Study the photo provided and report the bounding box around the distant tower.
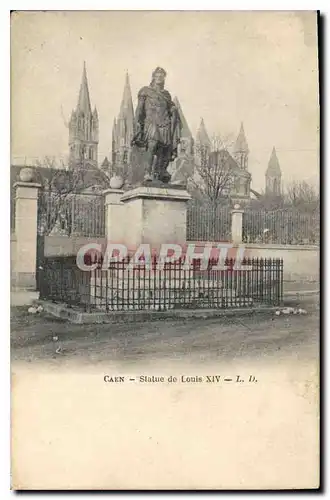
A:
[101,156,111,176]
[195,118,211,166]
[173,97,194,157]
[233,122,249,170]
[265,147,282,196]
[112,72,135,169]
[68,62,99,168]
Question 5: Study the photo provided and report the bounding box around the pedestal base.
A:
[120,184,191,249]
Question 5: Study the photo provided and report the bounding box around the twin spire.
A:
[72,65,279,180]
[113,71,135,148]
[76,61,97,117]
[196,119,249,156]
[118,71,134,122]
[68,62,99,168]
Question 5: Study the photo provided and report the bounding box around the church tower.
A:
[265,147,282,196]
[233,122,249,170]
[195,118,211,167]
[112,72,135,170]
[68,62,99,169]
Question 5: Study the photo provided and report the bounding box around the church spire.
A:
[113,72,135,168]
[196,118,211,147]
[234,122,249,153]
[265,147,282,196]
[68,61,98,169]
[118,71,134,125]
[266,147,281,175]
[233,122,249,169]
[77,61,92,115]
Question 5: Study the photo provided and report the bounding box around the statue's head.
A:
[151,67,167,88]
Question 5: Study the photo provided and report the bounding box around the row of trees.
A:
[250,181,320,214]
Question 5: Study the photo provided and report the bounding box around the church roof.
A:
[173,97,192,138]
[77,62,92,115]
[234,122,249,153]
[196,118,211,146]
[266,147,282,176]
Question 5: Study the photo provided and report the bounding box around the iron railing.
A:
[37,190,105,237]
[39,255,91,306]
[39,255,283,311]
[186,202,231,242]
[242,208,320,245]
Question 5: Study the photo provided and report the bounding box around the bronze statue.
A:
[131,67,182,183]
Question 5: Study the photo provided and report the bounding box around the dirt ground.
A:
[11,295,319,367]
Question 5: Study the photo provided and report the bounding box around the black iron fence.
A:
[242,208,320,245]
[39,255,283,311]
[37,190,105,237]
[186,202,231,242]
[39,255,91,306]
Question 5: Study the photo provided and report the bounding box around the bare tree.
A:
[190,134,235,207]
[34,155,68,170]
[37,156,87,236]
[186,134,236,241]
[284,180,319,212]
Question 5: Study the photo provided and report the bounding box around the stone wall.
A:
[244,244,319,282]
[185,242,319,282]
[44,235,106,257]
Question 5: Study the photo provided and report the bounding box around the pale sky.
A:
[11,10,319,191]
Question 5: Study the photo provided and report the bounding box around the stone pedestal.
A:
[103,188,125,243]
[13,181,41,289]
[120,183,191,249]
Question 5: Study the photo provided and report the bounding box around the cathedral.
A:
[66,63,282,201]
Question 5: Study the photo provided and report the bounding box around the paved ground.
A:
[11,294,319,367]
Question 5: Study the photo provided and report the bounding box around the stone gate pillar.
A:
[13,168,41,289]
[103,187,125,244]
[231,204,244,244]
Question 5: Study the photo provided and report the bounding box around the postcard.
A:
[11,10,320,490]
